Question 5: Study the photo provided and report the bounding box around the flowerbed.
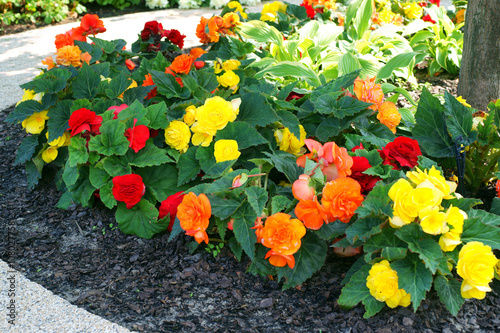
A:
[6,0,500,320]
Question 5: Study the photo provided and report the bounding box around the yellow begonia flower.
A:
[439,231,462,252]
[227,1,248,19]
[42,147,58,163]
[389,178,415,226]
[194,96,239,136]
[214,139,241,163]
[184,105,197,126]
[402,2,423,20]
[16,89,44,106]
[456,96,471,108]
[47,131,71,147]
[217,70,240,91]
[457,242,499,299]
[419,206,449,235]
[223,59,241,71]
[274,125,306,156]
[191,127,214,147]
[214,62,224,74]
[438,206,466,251]
[366,260,411,308]
[22,110,49,134]
[261,1,286,21]
[165,120,191,153]
[406,166,457,199]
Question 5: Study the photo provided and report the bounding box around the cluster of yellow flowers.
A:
[366,260,411,308]
[388,166,468,251]
[18,90,49,135]
[260,1,287,22]
[164,96,242,163]
[457,242,499,299]
[215,59,241,93]
[274,125,306,156]
[402,2,423,20]
[227,1,248,19]
[42,132,71,163]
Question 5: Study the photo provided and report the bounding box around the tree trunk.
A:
[457,0,500,110]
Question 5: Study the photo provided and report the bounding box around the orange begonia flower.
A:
[170,54,194,75]
[190,47,207,60]
[207,16,224,43]
[295,196,327,230]
[55,32,74,50]
[56,45,82,67]
[251,217,264,243]
[196,17,211,44]
[265,251,296,269]
[353,76,384,111]
[260,213,306,268]
[81,52,91,66]
[377,101,401,134]
[177,192,212,244]
[321,141,353,182]
[322,177,364,223]
[80,14,106,36]
[42,56,56,70]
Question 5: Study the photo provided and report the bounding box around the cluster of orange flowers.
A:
[196,13,241,44]
[353,76,401,134]
[43,14,106,69]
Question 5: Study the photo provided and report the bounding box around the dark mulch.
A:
[1,76,500,332]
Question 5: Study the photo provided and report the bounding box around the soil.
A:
[2,75,500,332]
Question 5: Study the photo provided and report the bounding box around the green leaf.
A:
[21,68,71,94]
[461,217,500,249]
[88,120,129,156]
[189,70,220,95]
[356,118,395,147]
[276,110,301,140]
[47,100,73,142]
[25,160,42,190]
[72,63,101,99]
[208,196,242,220]
[412,88,455,158]
[196,144,236,178]
[124,141,172,167]
[467,209,500,227]
[392,253,433,311]
[5,100,45,123]
[123,86,151,105]
[177,147,200,186]
[137,164,181,203]
[443,92,477,146]
[277,233,328,290]
[237,92,279,128]
[338,264,372,308]
[442,197,482,211]
[255,61,321,87]
[105,72,130,99]
[215,217,228,241]
[490,198,500,216]
[68,136,89,167]
[168,217,183,242]
[355,182,393,219]
[150,70,189,99]
[245,187,268,216]
[56,191,74,210]
[264,151,301,183]
[229,237,243,261]
[89,164,110,189]
[362,294,386,318]
[116,200,168,239]
[381,247,408,261]
[232,201,258,261]
[99,181,117,209]
[67,166,95,207]
[102,155,132,177]
[215,121,268,150]
[346,217,382,244]
[377,53,419,81]
[14,135,39,165]
[315,221,349,241]
[315,115,360,141]
[62,160,79,187]
[338,52,361,77]
[353,0,373,38]
[271,195,292,214]
[364,228,407,252]
[239,20,283,46]
[144,102,169,129]
[434,276,464,316]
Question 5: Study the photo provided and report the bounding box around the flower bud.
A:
[292,174,315,201]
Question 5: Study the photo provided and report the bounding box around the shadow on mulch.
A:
[1,83,499,332]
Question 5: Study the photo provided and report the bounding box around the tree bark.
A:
[457,0,500,110]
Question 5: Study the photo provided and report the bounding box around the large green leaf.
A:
[105,72,130,99]
[20,68,72,94]
[124,141,172,167]
[271,195,293,215]
[345,217,382,244]
[434,276,464,316]
[443,92,477,146]
[314,221,349,241]
[467,209,500,227]
[144,102,169,129]
[245,187,268,216]
[461,217,500,249]
[88,120,129,156]
[355,182,393,219]
[25,159,42,189]
[115,200,169,239]
[239,20,283,46]
[177,147,200,186]
[364,228,406,252]
[276,110,301,140]
[72,63,101,99]
[263,151,301,183]
[67,165,95,207]
[232,201,258,261]
[237,92,279,127]
[196,144,236,179]
[150,70,190,99]
[62,160,79,187]
[276,233,328,290]
[392,253,433,311]
[338,264,373,308]
[5,100,46,123]
[137,164,180,203]
[208,196,242,220]
[102,155,132,177]
[89,164,110,189]
[215,121,268,150]
[395,224,444,274]
[353,0,373,38]
[412,88,455,158]
[14,135,39,165]
[68,136,89,167]
[254,62,321,87]
[47,100,73,142]
[338,52,361,77]
[377,53,419,81]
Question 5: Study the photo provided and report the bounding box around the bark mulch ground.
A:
[1,79,500,332]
